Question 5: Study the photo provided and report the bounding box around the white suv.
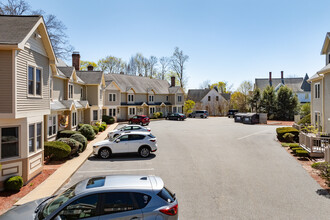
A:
[107,124,151,139]
[93,131,157,158]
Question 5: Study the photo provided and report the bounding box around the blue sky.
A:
[28,0,330,90]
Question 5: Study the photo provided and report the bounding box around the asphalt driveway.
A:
[60,117,330,219]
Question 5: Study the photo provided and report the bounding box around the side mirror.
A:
[115,139,120,143]
[54,216,62,220]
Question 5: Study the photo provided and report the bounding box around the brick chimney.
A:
[281,71,284,84]
[87,65,93,71]
[269,72,272,86]
[171,76,175,87]
[72,51,80,71]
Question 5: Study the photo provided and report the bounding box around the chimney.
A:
[171,76,175,87]
[269,72,272,86]
[281,71,284,84]
[72,51,80,71]
[87,65,94,71]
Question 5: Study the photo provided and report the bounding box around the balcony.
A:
[299,132,329,158]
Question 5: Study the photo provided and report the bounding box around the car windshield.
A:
[38,184,77,219]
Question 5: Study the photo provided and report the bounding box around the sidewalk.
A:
[15,123,118,206]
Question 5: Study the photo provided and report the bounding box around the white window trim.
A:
[149,107,156,114]
[29,122,43,156]
[178,95,182,102]
[27,63,43,98]
[0,126,20,160]
[93,110,98,121]
[68,84,74,99]
[48,115,57,137]
[149,95,154,103]
[315,83,320,99]
[109,108,116,117]
[128,94,134,103]
[128,107,136,115]
[109,93,116,102]
[72,111,77,128]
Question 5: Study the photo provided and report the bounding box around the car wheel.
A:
[139,146,150,158]
[177,117,180,121]
[99,147,111,159]
[140,122,143,125]
[129,121,132,124]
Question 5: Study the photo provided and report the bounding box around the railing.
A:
[299,132,330,157]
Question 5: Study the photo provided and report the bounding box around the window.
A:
[1,127,19,159]
[315,83,320,99]
[150,107,155,114]
[328,53,330,64]
[216,96,219,101]
[81,88,83,98]
[109,108,116,117]
[119,135,129,141]
[166,96,169,101]
[128,94,134,102]
[157,187,175,203]
[36,69,41,95]
[28,66,42,96]
[102,109,107,116]
[109,94,116,102]
[48,115,57,136]
[132,193,151,209]
[69,84,73,99]
[178,95,182,102]
[93,110,98,121]
[173,107,177,113]
[100,89,103,100]
[72,112,77,127]
[149,95,154,102]
[129,134,145,140]
[29,124,35,153]
[28,66,34,95]
[103,192,137,214]
[129,107,135,115]
[36,123,42,150]
[208,96,211,101]
[58,194,98,219]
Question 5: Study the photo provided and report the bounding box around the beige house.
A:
[0,15,56,188]
[187,88,230,116]
[308,32,330,133]
[103,74,185,120]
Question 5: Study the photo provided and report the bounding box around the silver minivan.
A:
[0,175,178,220]
[189,110,209,118]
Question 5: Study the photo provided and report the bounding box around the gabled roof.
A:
[104,74,178,94]
[77,71,104,85]
[308,73,322,82]
[255,77,308,92]
[58,66,75,78]
[300,74,311,91]
[168,86,182,94]
[187,89,211,102]
[321,32,330,55]
[221,93,231,101]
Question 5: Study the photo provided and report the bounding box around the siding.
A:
[104,90,120,106]
[323,75,330,133]
[86,85,99,106]
[16,47,50,112]
[73,83,83,100]
[52,77,64,101]
[0,50,13,113]
[25,30,47,57]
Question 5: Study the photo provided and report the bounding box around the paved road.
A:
[60,117,330,219]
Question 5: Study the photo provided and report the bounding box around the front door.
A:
[112,134,129,153]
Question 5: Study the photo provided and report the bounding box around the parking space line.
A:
[237,130,268,140]
[76,168,155,173]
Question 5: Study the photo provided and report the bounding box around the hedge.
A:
[4,176,23,191]
[311,162,330,170]
[57,138,82,156]
[295,150,309,157]
[291,147,303,154]
[92,125,99,134]
[276,127,299,142]
[78,124,95,141]
[281,143,299,148]
[71,133,88,152]
[102,115,115,124]
[44,141,71,160]
[56,130,80,139]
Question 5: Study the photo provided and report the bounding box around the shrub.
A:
[102,122,107,126]
[78,124,95,141]
[98,125,104,132]
[159,112,163,118]
[298,113,311,125]
[291,147,303,154]
[78,124,84,129]
[281,143,299,148]
[92,125,99,134]
[102,115,115,124]
[295,150,309,157]
[4,176,23,191]
[311,162,330,187]
[56,130,80,139]
[276,127,299,142]
[283,133,295,143]
[70,133,88,152]
[311,162,330,170]
[57,138,82,156]
[44,141,71,160]
[153,112,160,119]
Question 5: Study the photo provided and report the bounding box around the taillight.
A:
[160,204,178,216]
[148,129,151,131]
[150,139,156,142]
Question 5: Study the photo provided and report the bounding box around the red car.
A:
[128,115,150,126]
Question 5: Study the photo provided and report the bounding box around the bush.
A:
[311,162,330,187]
[291,147,303,154]
[98,126,104,132]
[295,150,309,157]
[311,162,330,170]
[159,112,163,118]
[57,138,82,156]
[283,133,295,143]
[153,112,161,119]
[92,125,99,134]
[44,141,71,160]
[70,133,88,152]
[298,113,311,125]
[281,143,299,148]
[276,127,299,142]
[78,124,96,141]
[4,176,23,191]
[78,124,84,129]
[102,115,115,124]
[56,130,80,139]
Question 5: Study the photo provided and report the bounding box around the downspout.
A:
[322,76,325,133]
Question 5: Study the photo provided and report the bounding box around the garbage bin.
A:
[234,113,245,123]
[242,113,259,124]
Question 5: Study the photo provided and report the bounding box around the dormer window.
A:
[68,84,73,99]
[128,94,134,102]
[149,95,154,102]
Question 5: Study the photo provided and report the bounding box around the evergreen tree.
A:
[249,88,261,113]
[260,86,276,119]
[276,86,299,121]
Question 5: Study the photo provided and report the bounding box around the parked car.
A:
[128,115,150,126]
[0,175,179,220]
[93,131,157,158]
[189,110,209,118]
[107,124,151,139]
[166,113,186,121]
[228,109,238,118]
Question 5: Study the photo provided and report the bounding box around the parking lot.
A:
[60,117,330,219]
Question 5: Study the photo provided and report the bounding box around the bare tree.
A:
[199,80,211,89]
[141,57,150,77]
[171,47,189,88]
[159,57,170,80]
[134,53,145,76]
[149,56,158,78]
[0,0,73,59]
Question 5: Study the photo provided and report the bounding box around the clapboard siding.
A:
[16,47,50,112]
[0,50,13,113]
[25,30,47,57]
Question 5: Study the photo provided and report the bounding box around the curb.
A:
[14,123,118,206]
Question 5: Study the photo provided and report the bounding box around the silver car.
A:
[0,175,178,220]
[189,110,209,118]
[107,125,151,139]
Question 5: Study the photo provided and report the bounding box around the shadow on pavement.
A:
[88,153,156,162]
[316,189,330,199]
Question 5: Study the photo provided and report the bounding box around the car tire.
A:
[177,118,180,121]
[140,122,143,125]
[129,121,132,124]
[200,115,204,118]
[99,147,111,159]
[139,146,150,158]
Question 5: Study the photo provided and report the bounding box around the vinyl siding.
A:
[0,50,13,113]
[52,77,64,101]
[104,90,120,106]
[73,83,83,100]
[86,85,99,106]
[25,30,47,57]
[16,47,50,112]
[323,75,330,133]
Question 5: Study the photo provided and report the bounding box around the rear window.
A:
[157,187,175,203]
[86,177,105,189]
[148,134,155,138]
[132,193,151,209]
